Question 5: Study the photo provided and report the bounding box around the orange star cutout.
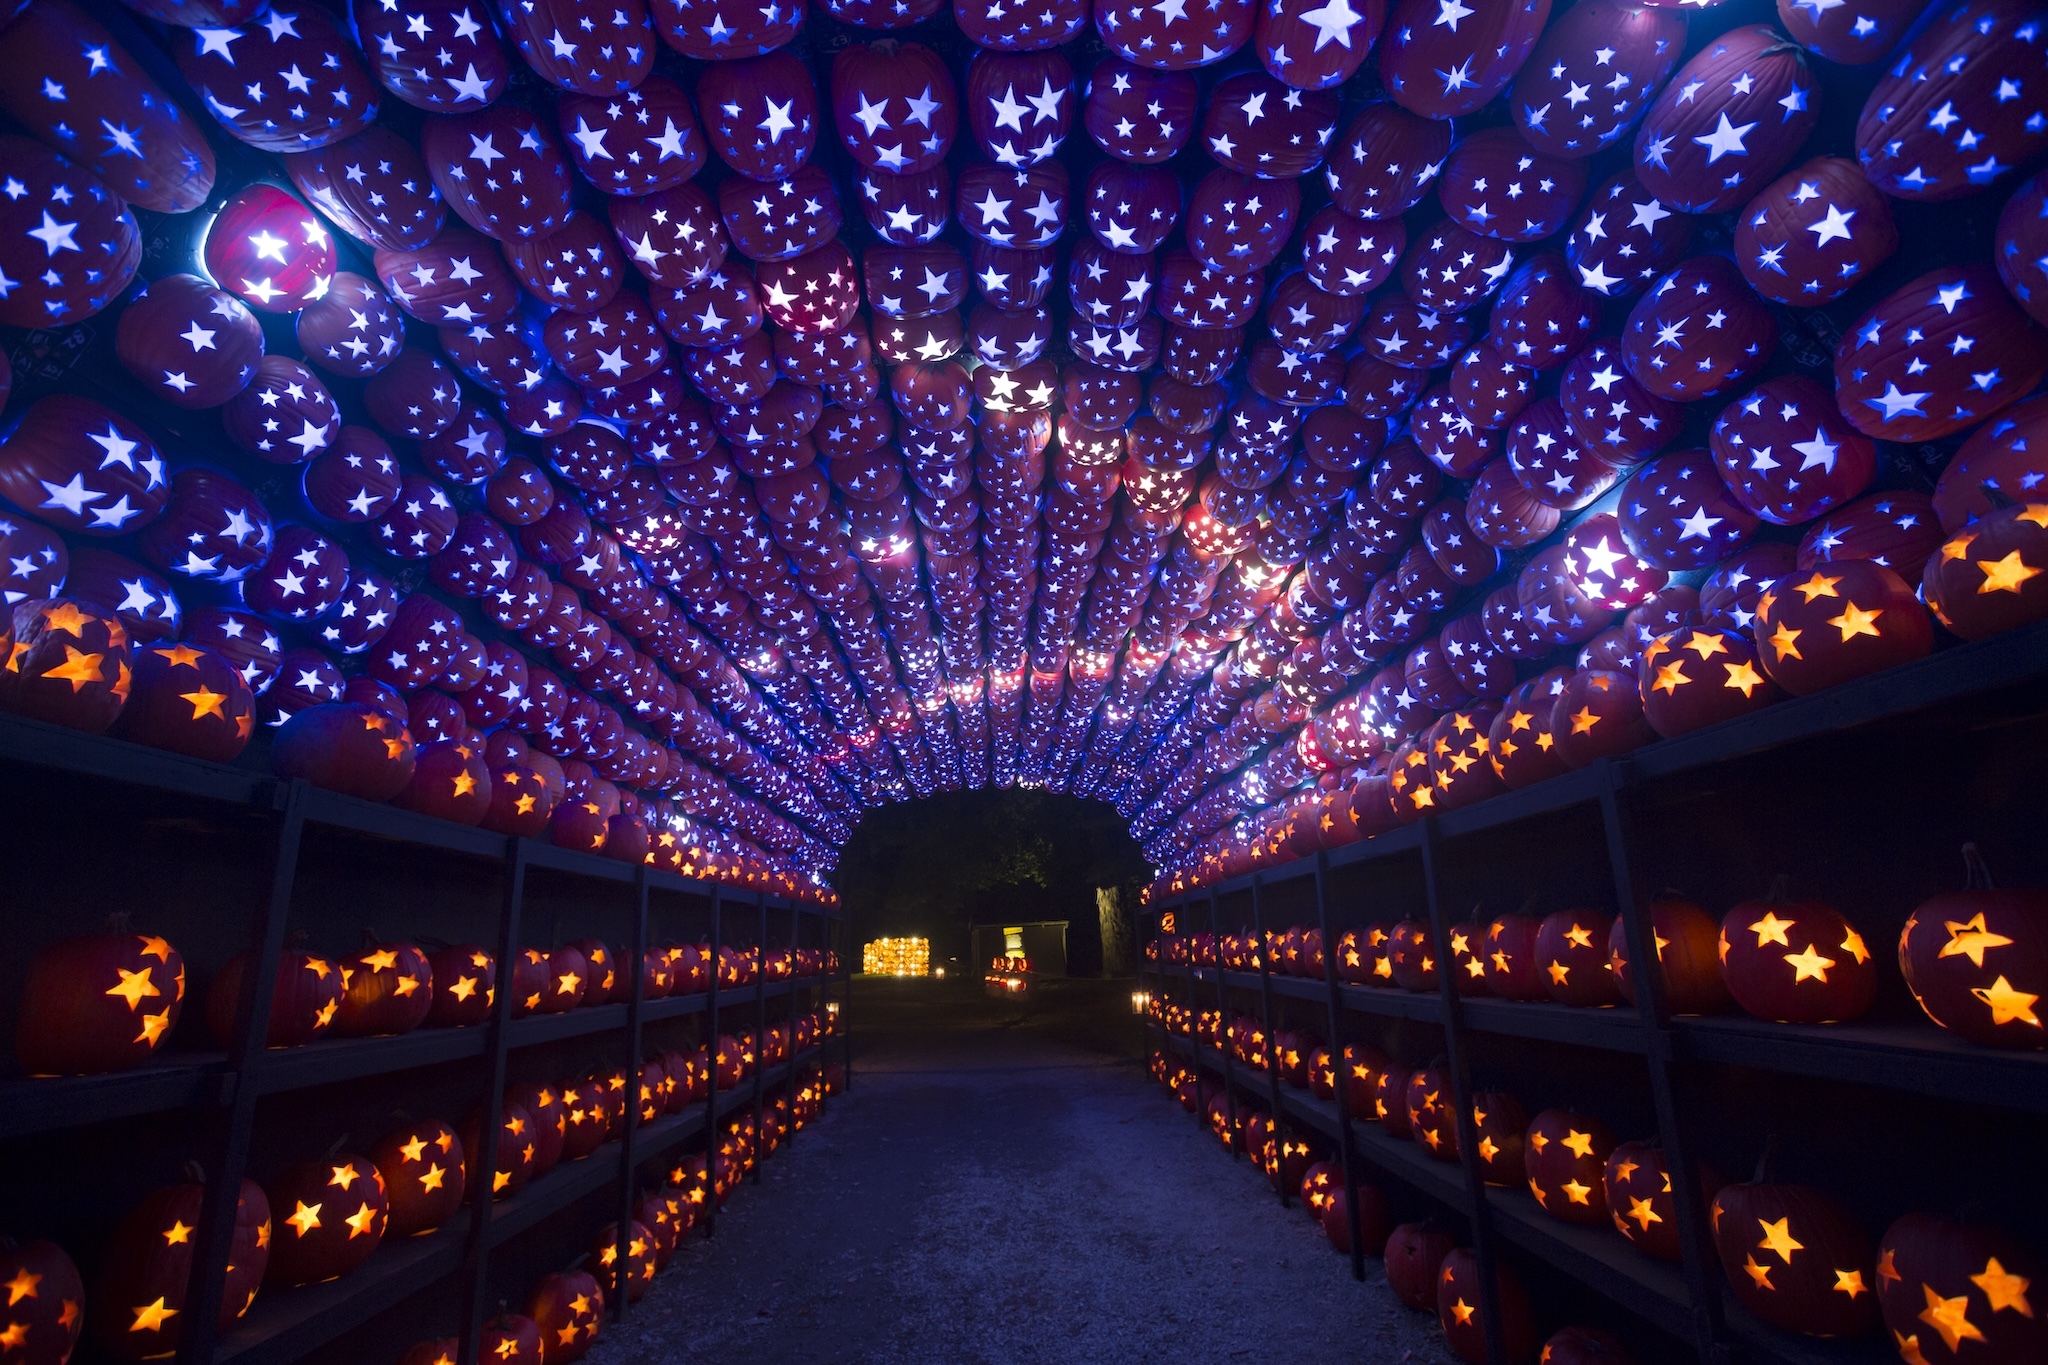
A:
[1723,661,1766,697]
[42,646,105,692]
[1794,571,1843,602]
[1969,976,2041,1028]
[1970,1256,2033,1315]
[1977,550,2041,595]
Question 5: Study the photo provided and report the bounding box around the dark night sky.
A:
[833,789,1151,975]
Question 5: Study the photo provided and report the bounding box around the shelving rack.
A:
[1138,619,2048,1364]
[0,712,851,1365]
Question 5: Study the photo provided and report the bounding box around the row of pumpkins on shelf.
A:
[1145,850,2047,1049]
[12,923,839,1078]
[1150,1052,2043,1365]
[1153,435,2048,898]
[0,1060,843,1365]
[0,600,813,898]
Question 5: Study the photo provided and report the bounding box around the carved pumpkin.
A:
[265,1154,387,1288]
[1447,921,1492,995]
[1876,1212,2046,1364]
[206,948,343,1048]
[423,945,494,1027]
[1525,1108,1614,1226]
[527,1269,604,1363]
[478,1314,542,1365]
[0,1236,84,1365]
[92,1175,269,1360]
[1439,1247,1540,1364]
[16,928,185,1075]
[1485,913,1549,1000]
[116,642,255,761]
[1299,1160,1341,1218]
[1406,1063,1458,1160]
[511,949,552,1016]
[1386,1221,1457,1311]
[1753,563,1933,696]
[461,1100,538,1200]
[0,599,129,733]
[1924,501,2048,641]
[1537,908,1622,1007]
[269,702,417,802]
[371,1119,463,1238]
[1605,1140,1686,1261]
[1374,1066,1412,1138]
[538,945,590,1014]
[558,1080,609,1162]
[1609,895,1732,1016]
[335,938,434,1037]
[591,1221,657,1305]
[1637,626,1783,737]
[1387,919,1438,992]
[1470,1090,1529,1187]
[564,940,617,1006]
[1710,1180,1879,1337]
[635,1190,682,1270]
[1320,1180,1392,1257]
[1898,846,2047,1048]
[506,1081,568,1175]
[1719,886,1877,1024]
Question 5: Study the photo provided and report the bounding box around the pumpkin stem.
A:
[361,927,381,950]
[106,911,134,934]
[1518,892,1539,917]
[1753,1134,1778,1185]
[1764,874,1792,905]
[182,1159,207,1185]
[1960,842,1996,890]
[326,1133,349,1159]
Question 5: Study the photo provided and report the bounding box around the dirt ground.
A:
[585,976,1460,1365]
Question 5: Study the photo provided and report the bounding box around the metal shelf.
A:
[1673,1015,2048,1115]
[0,1057,233,1138]
[216,1221,466,1365]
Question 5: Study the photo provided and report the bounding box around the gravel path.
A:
[586,978,1459,1365]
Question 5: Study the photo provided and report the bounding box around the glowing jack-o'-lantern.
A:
[371,1119,464,1239]
[0,599,130,734]
[1438,1247,1540,1364]
[1484,912,1549,1001]
[15,927,185,1076]
[423,945,494,1027]
[1876,1212,2046,1364]
[1754,563,1933,697]
[1447,920,1492,995]
[91,1173,269,1360]
[479,1314,542,1365]
[202,184,336,314]
[0,1236,84,1365]
[336,938,434,1037]
[591,1221,658,1305]
[1470,1090,1529,1187]
[398,1340,458,1365]
[1406,1064,1458,1161]
[1299,1160,1341,1218]
[1387,919,1436,991]
[1899,846,2046,1049]
[557,1080,609,1163]
[1719,884,1877,1024]
[1603,1139,1711,1262]
[1375,1066,1413,1138]
[206,947,344,1048]
[528,1269,604,1363]
[1923,502,2048,642]
[1638,627,1783,738]
[1386,1221,1457,1312]
[1711,1180,1879,1338]
[264,1153,386,1288]
[462,1100,539,1200]
[1609,895,1732,1017]
[1537,909,1623,1008]
[1525,1109,1615,1227]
